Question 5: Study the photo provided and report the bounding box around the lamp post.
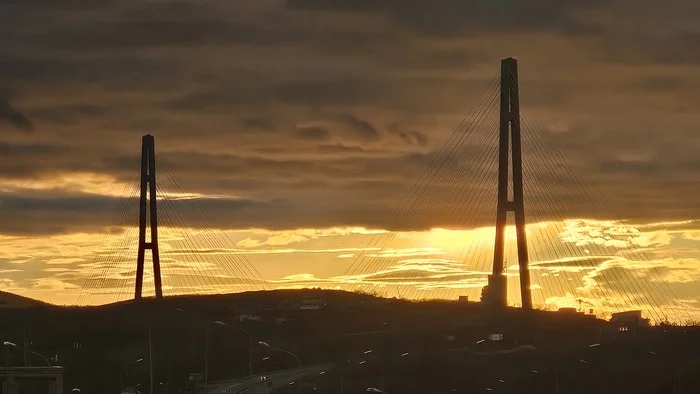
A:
[27,350,52,366]
[258,341,301,393]
[549,342,602,394]
[214,321,253,377]
[175,307,209,393]
[204,329,210,393]
[3,341,17,384]
[253,357,270,374]
[3,341,52,367]
[121,358,144,391]
[257,342,301,368]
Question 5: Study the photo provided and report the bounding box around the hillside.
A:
[1,289,699,393]
[0,290,50,309]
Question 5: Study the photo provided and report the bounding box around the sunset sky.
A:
[1,1,700,322]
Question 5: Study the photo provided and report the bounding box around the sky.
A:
[1,0,700,322]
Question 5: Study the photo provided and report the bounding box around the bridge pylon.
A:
[481,58,533,310]
[134,134,163,300]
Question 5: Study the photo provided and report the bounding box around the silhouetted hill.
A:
[0,290,50,309]
[1,289,699,394]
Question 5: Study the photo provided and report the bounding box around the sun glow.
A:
[423,225,539,254]
[0,219,698,322]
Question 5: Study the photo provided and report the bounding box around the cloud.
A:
[295,126,330,141]
[0,0,699,235]
[31,277,79,291]
[0,100,33,132]
[235,227,386,248]
[559,220,674,249]
[277,273,322,283]
[237,233,310,248]
[285,0,602,37]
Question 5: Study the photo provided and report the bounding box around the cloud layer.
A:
[0,0,699,234]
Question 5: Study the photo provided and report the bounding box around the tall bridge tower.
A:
[481,58,533,309]
[134,134,163,300]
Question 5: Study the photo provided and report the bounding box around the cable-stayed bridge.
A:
[77,58,691,324]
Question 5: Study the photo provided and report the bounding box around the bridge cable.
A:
[345,75,500,292]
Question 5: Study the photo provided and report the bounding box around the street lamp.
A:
[214,321,253,376]
[3,342,52,367]
[175,308,209,391]
[253,357,271,374]
[27,350,52,366]
[3,341,17,384]
[121,358,144,390]
[126,358,144,366]
[257,342,301,368]
[258,341,301,393]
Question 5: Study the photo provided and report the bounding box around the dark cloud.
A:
[0,0,697,235]
[0,141,136,180]
[276,79,388,108]
[0,100,33,132]
[239,117,277,132]
[334,113,381,142]
[0,191,282,236]
[8,1,305,51]
[388,124,428,147]
[295,126,330,141]
[28,104,103,126]
[285,0,601,37]
[599,159,660,176]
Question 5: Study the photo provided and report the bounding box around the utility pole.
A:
[380,332,385,394]
[4,346,9,383]
[481,57,533,310]
[204,330,210,393]
[22,330,28,367]
[135,134,163,300]
[149,327,154,394]
[673,373,679,394]
[380,364,384,393]
[3,342,16,392]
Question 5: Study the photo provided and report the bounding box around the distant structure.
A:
[481,58,533,310]
[558,307,579,314]
[611,310,650,331]
[134,134,163,300]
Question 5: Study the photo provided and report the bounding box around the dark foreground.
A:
[1,289,699,394]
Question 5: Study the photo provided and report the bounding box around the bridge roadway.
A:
[204,363,333,394]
